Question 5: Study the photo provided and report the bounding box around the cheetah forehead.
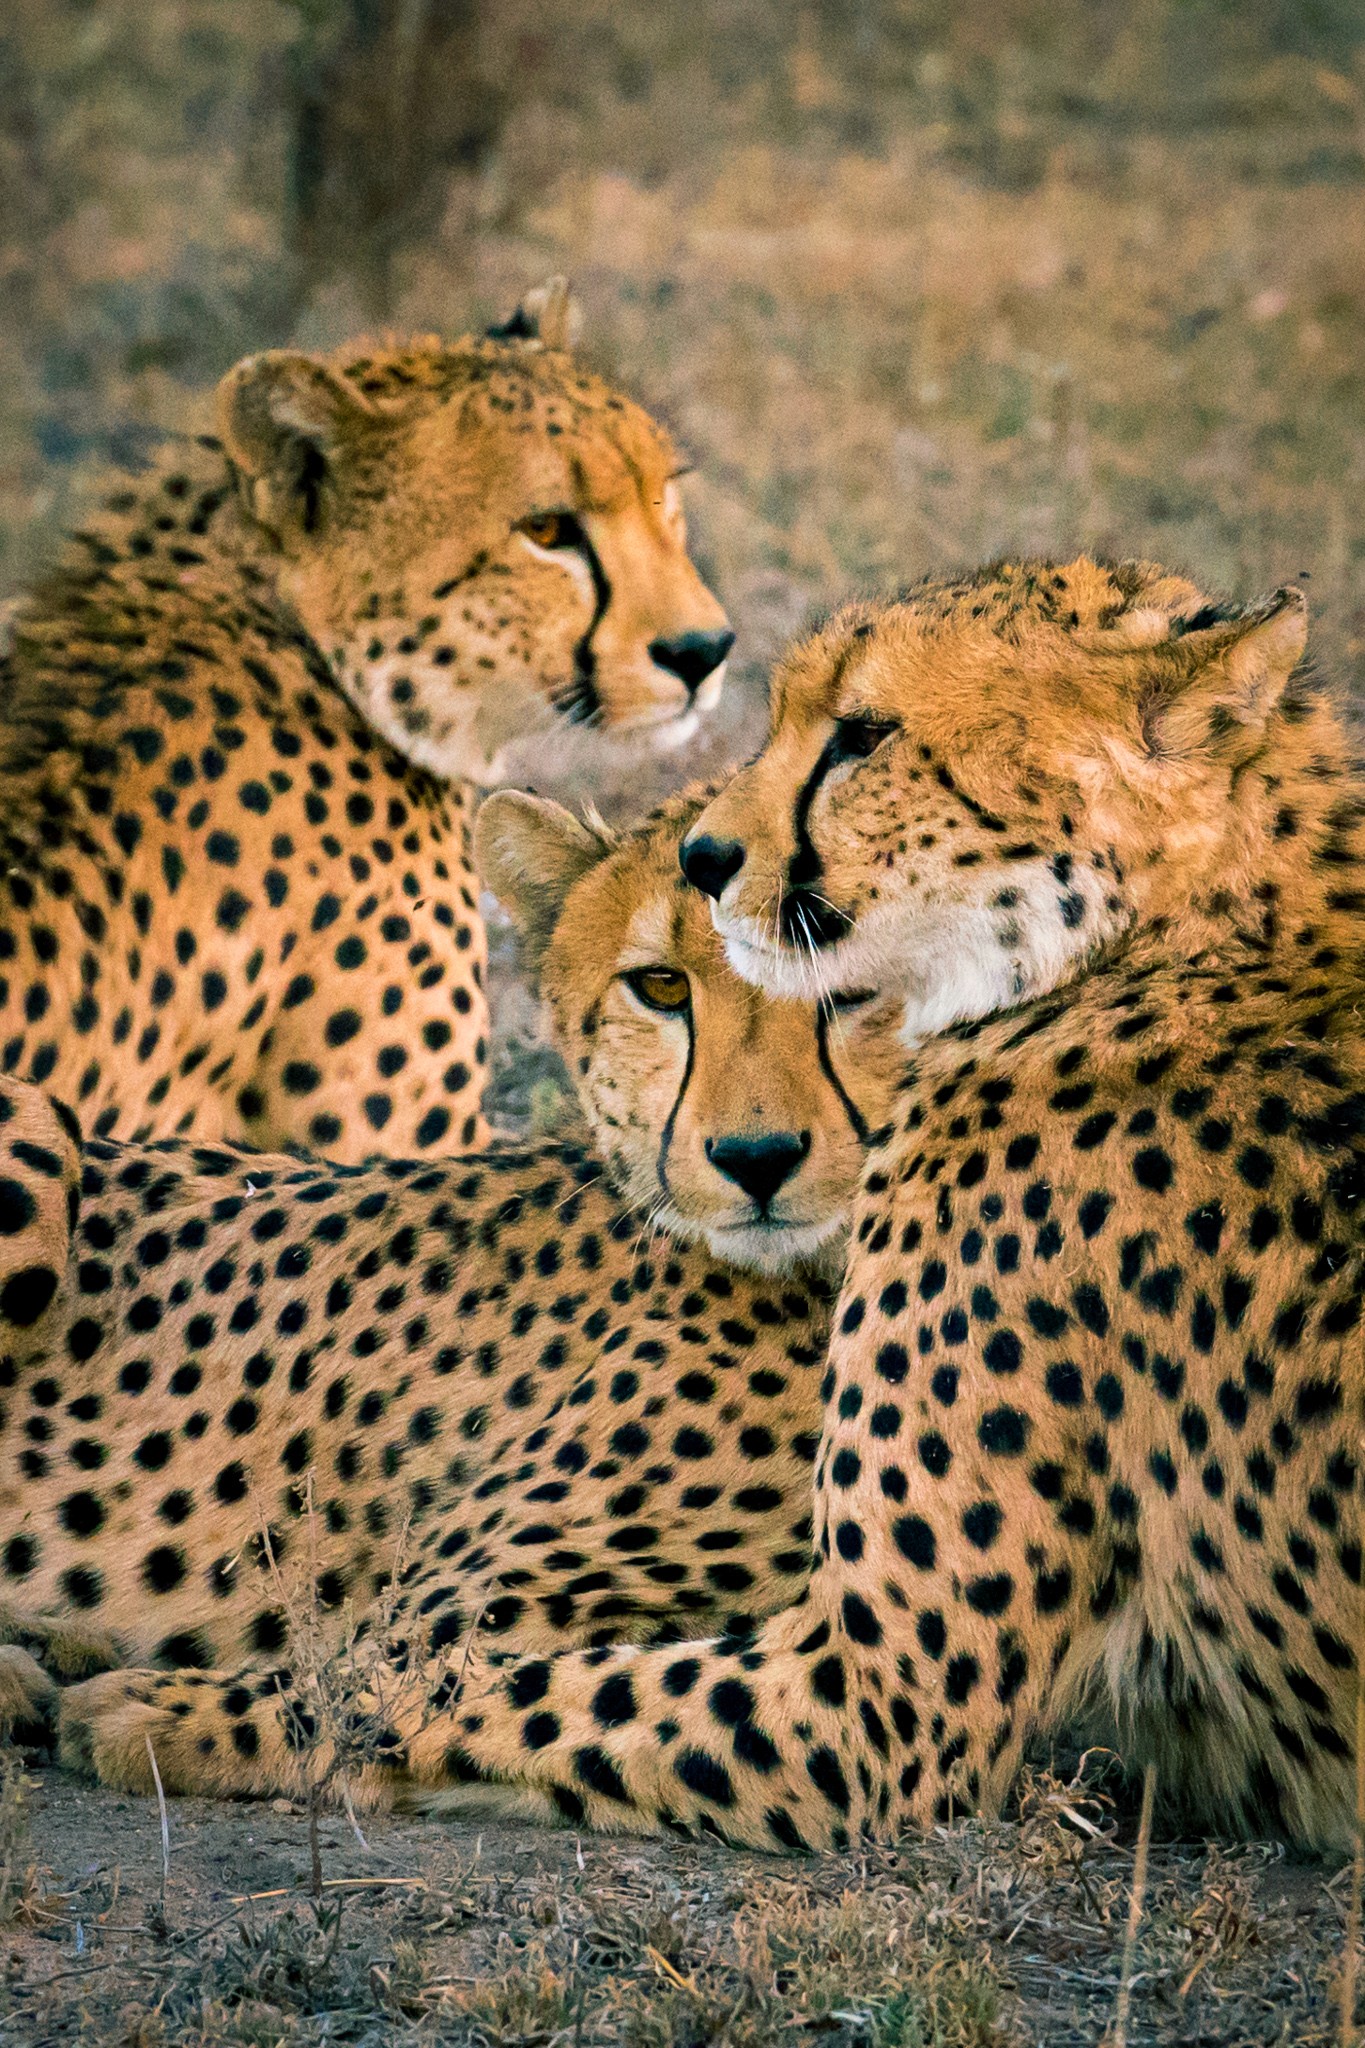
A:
[327,335,675,462]
[619,891,678,965]
[897,555,1209,641]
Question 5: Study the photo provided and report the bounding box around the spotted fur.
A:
[0,282,729,1162]
[0,791,903,1778]
[67,558,1365,1853]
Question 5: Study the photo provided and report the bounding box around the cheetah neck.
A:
[892,693,1365,1053]
[1132,693,1365,974]
[1,438,354,787]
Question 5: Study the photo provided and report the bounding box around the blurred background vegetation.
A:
[4,0,1365,776]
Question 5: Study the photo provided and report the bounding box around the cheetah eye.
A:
[623,966,691,1014]
[829,716,900,764]
[516,510,586,551]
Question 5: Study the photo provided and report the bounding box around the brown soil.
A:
[1,1760,1351,2045]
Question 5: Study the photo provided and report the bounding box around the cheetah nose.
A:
[705,1131,811,1212]
[679,832,745,900]
[648,629,736,696]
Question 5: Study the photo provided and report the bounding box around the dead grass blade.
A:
[1108,1761,1156,2048]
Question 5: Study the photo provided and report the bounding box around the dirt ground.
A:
[3,2,1365,2041]
[0,1758,1355,2045]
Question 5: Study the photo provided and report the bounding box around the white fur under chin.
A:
[346,656,554,787]
[701,1211,848,1276]
[646,706,701,752]
[690,662,726,716]
[646,1195,847,1277]
[343,642,723,787]
[717,862,1125,1045]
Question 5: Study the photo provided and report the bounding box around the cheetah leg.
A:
[382,1319,1109,1846]
[52,1576,736,1813]
[58,1395,1099,1840]
[0,1082,82,1343]
[53,1543,779,1809]
[0,1606,124,1681]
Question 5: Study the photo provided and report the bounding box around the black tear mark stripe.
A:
[431,551,490,601]
[782,731,856,948]
[559,529,613,726]
[816,1003,873,1147]
[783,638,870,897]
[655,1000,696,1205]
[787,734,839,892]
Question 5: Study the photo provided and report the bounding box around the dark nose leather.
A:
[705,1131,811,1212]
[648,628,736,695]
[679,832,744,899]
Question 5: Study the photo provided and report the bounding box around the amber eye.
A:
[516,510,585,550]
[829,716,899,764]
[623,966,691,1013]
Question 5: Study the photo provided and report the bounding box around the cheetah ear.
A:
[475,791,614,975]
[217,351,380,543]
[485,276,582,353]
[1147,587,1309,765]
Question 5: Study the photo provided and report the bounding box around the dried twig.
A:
[143,1736,170,1923]
[229,1877,428,1905]
[1109,1763,1156,2048]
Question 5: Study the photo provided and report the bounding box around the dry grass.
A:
[0,1755,45,1931]
[0,1754,1353,2044]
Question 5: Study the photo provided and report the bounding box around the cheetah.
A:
[0,279,730,1161]
[0,787,903,1790]
[63,556,1365,1853]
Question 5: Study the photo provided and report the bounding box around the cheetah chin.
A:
[700,1213,850,1276]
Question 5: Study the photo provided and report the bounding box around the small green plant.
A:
[0,1755,41,1927]
[453,1938,583,2040]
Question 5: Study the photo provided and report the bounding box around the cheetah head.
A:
[218,279,732,784]
[477,785,905,1274]
[680,557,1309,1031]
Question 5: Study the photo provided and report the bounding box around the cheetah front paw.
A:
[58,1668,371,1805]
[0,1645,58,1757]
[58,1671,166,1792]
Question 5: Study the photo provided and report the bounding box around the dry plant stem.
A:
[257,1475,375,1856]
[452,1592,492,1704]
[143,1736,170,1919]
[340,1781,371,1855]
[308,1781,323,1906]
[1110,1763,1157,2048]
[229,1878,427,1905]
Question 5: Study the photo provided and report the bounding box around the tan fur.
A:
[0,1644,56,1749]
[97,557,1365,1852]
[0,791,904,1798]
[0,285,729,1162]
